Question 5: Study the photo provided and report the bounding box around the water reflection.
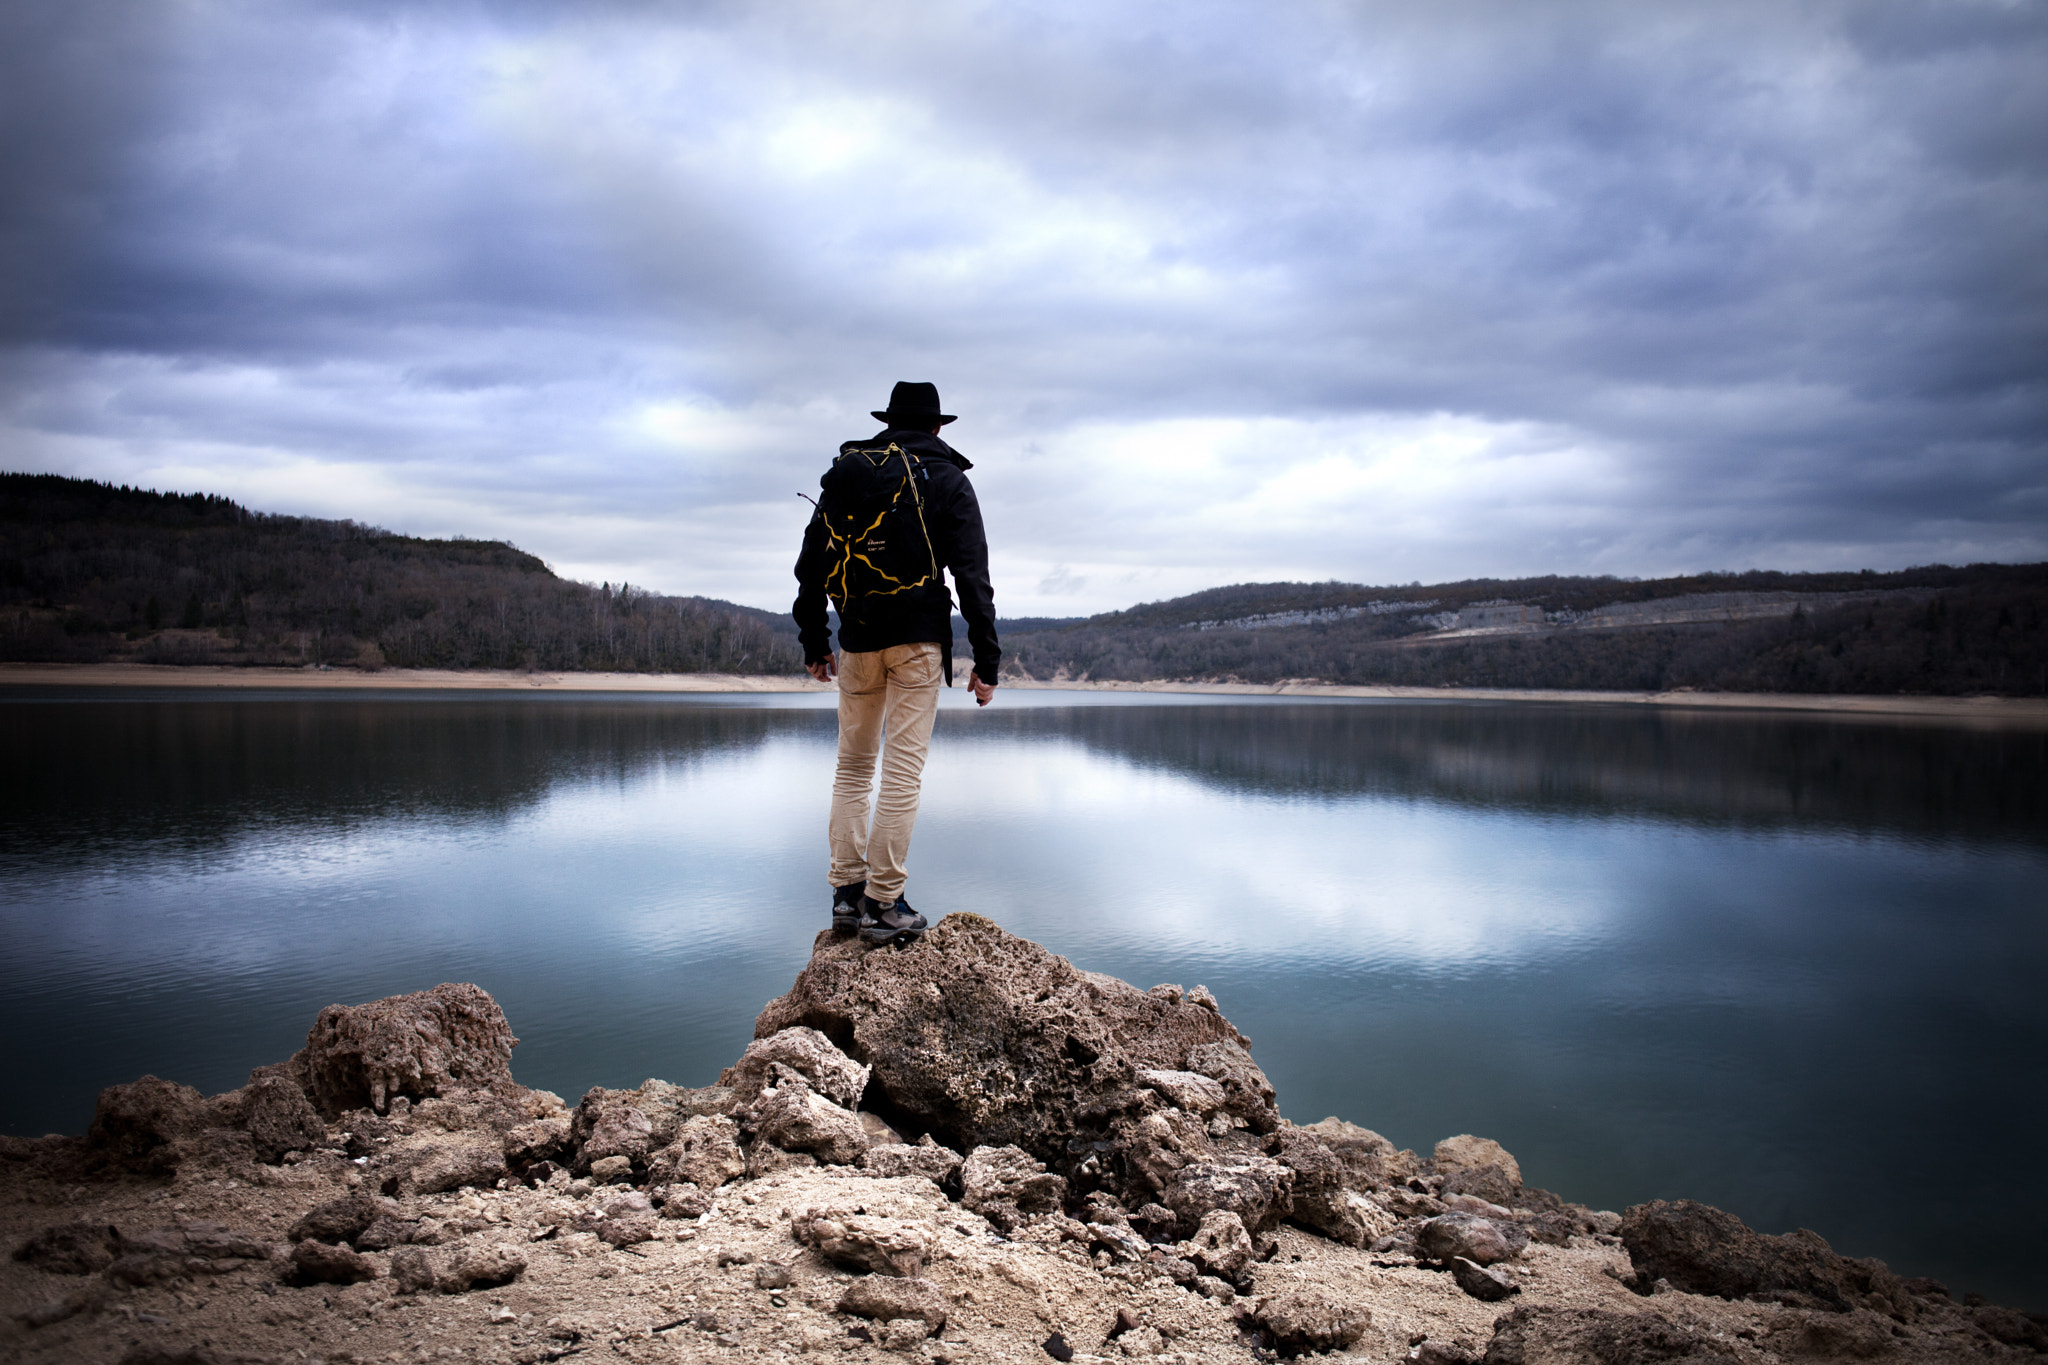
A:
[2,691,2043,1307]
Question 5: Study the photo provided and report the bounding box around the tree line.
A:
[992,564,2048,696]
[0,474,805,674]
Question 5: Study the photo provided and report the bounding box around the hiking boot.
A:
[857,895,927,946]
[831,882,866,935]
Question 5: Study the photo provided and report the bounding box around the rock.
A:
[1972,1304,2048,1351]
[1124,1109,1215,1199]
[1442,1193,1515,1219]
[504,1116,571,1169]
[649,1114,747,1190]
[1180,1210,1253,1281]
[736,1064,869,1165]
[1119,1325,1166,1356]
[1480,1305,1733,1364]
[1417,1213,1528,1266]
[436,1243,527,1292]
[1269,1127,1393,1247]
[1195,1275,1235,1303]
[861,1137,965,1189]
[353,1218,416,1251]
[1135,1069,1228,1115]
[651,1182,712,1219]
[878,1317,936,1350]
[1434,1134,1522,1189]
[104,1250,189,1288]
[723,1026,871,1110]
[1767,1307,1904,1359]
[389,1246,437,1294]
[1619,1199,1909,1313]
[859,1111,905,1147]
[750,915,1273,1167]
[1042,1330,1076,1361]
[961,1144,1067,1231]
[754,1263,794,1290]
[300,982,519,1116]
[1451,1255,1519,1301]
[1183,1041,1276,1130]
[217,1074,328,1164]
[791,1208,930,1277]
[584,1191,657,1247]
[1159,1156,1293,1235]
[1407,1340,1478,1364]
[84,1076,212,1173]
[289,1190,400,1245]
[400,1141,507,1196]
[12,1221,120,1275]
[747,1143,819,1179]
[588,1154,633,1182]
[1300,1117,1421,1190]
[576,1101,654,1174]
[1251,1289,1370,1354]
[837,1275,949,1329]
[15,1282,107,1329]
[290,1239,379,1285]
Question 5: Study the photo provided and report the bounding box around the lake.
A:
[2,686,2044,1307]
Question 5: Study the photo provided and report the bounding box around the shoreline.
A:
[4,661,2046,723]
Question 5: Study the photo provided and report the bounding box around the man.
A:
[793,381,1000,946]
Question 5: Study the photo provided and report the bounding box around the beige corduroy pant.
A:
[826,642,942,905]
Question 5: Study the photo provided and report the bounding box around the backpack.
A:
[815,442,950,628]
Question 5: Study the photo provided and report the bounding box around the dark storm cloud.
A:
[0,0,2041,611]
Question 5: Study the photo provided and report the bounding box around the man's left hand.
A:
[969,670,996,706]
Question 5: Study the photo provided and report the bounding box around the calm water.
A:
[3,689,2044,1306]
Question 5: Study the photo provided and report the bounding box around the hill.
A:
[990,566,2048,696]
[0,473,805,674]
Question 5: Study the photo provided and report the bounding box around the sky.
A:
[2,0,2044,618]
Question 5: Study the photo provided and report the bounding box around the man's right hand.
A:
[807,655,836,684]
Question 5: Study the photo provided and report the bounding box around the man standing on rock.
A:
[793,381,1001,947]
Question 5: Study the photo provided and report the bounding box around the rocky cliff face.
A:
[2,920,2041,1364]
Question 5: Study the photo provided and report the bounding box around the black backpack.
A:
[816,441,951,629]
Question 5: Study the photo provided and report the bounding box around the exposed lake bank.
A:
[5,920,2042,1364]
[7,662,2047,725]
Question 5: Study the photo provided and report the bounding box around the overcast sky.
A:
[3,0,2043,616]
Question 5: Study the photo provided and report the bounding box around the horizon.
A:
[2,1,2043,616]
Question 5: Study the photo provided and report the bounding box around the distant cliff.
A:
[0,473,805,674]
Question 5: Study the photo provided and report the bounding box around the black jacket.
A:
[793,428,1000,683]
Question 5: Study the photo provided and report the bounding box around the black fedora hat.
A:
[872,380,956,427]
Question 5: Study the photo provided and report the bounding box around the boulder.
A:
[1135,1069,1228,1116]
[436,1243,528,1292]
[722,1027,870,1110]
[389,1245,437,1294]
[1160,1156,1294,1235]
[792,1208,930,1277]
[1416,1213,1528,1267]
[960,1145,1067,1232]
[1180,1210,1253,1282]
[289,1239,378,1285]
[861,1137,965,1189]
[1123,1109,1215,1198]
[1250,1290,1371,1355]
[572,1100,653,1173]
[837,1275,949,1330]
[750,916,1274,1168]
[504,1116,571,1169]
[300,983,519,1116]
[1300,1118,1421,1190]
[649,1114,747,1191]
[216,1074,327,1163]
[1451,1255,1519,1301]
[289,1190,400,1245]
[84,1076,212,1173]
[398,1141,506,1196]
[651,1182,712,1220]
[735,1064,868,1165]
[583,1191,657,1247]
[1480,1305,1734,1364]
[12,1222,121,1275]
[1619,1200,1908,1314]
[1433,1134,1522,1206]
[1270,1127,1391,1246]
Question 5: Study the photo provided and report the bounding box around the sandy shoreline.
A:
[3,661,2045,724]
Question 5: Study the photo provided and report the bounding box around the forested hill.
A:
[992,565,2048,696]
[0,473,804,673]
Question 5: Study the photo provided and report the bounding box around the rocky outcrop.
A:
[300,982,519,1116]
[1620,1199,1917,1316]
[1480,1305,1732,1363]
[750,916,1276,1168]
